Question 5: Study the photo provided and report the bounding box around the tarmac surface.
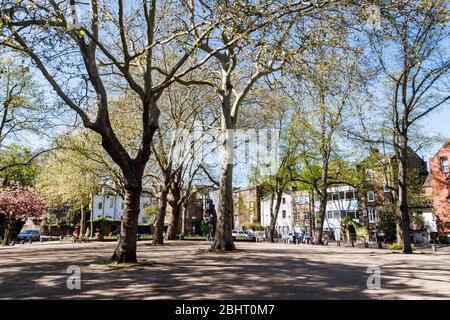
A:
[1,240,449,299]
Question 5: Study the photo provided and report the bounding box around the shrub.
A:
[388,243,416,251]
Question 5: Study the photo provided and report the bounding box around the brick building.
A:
[427,139,450,235]
[232,186,262,230]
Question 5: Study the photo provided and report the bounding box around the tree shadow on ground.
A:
[0,241,449,299]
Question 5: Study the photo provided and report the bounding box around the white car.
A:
[232,230,251,238]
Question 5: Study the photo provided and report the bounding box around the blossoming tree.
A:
[0,186,45,245]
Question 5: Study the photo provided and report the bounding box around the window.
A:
[332,193,339,201]
[296,195,309,204]
[98,202,103,210]
[294,212,301,220]
[304,212,310,220]
[282,210,286,218]
[383,184,390,193]
[327,193,332,201]
[440,156,449,173]
[368,208,377,223]
[339,191,345,200]
[365,169,374,180]
[348,210,358,220]
[327,211,333,219]
[345,190,355,200]
[109,198,114,208]
[367,191,375,203]
[282,198,286,204]
[333,211,340,220]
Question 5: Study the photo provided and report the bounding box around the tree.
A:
[287,23,367,243]
[37,145,99,237]
[358,0,450,253]
[0,1,226,262]
[185,0,331,251]
[0,185,45,245]
[0,144,37,186]
[0,53,51,148]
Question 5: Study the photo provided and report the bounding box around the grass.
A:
[387,243,416,251]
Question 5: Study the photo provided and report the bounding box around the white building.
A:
[315,185,359,241]
[261,194,295,236]
[92,193,156,225]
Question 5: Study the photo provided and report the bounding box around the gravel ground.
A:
[0,240,449,300]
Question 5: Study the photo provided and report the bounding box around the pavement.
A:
[1,240,449,299]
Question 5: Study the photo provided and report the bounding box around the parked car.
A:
[16,230,40,241]
[232,230,251,238]
[243,230,254,237]
[287,232,298,243]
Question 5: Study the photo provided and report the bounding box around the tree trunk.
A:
[153,185,169,245]
[211,128,235,251]
[2,216,12,246]
[398,133,412,253]
[167,202,181,240]
[309,190,315,238]
[396,220,402,243]
[268,192,283,242]
[111,184,141,263]
[89,193,93,238]
[315,186,328,245]
[80,200,86,236]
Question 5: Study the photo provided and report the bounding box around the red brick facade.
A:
[429,140,450,233]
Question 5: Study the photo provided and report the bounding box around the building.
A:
[259,190,312,237]
[232,186,262,230]
[92,188,157,225]
[260,193,294,236]
[358,147,434,242]
[291,190,313,235]
[427,139,450,237]
[318,185,360,241]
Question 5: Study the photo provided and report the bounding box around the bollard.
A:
[432,244,437,251]
[377,242,382,249]
[364,242,369,248]
[351,240,354,247]
[337,240,341,247]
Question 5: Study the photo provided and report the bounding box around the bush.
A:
[438,233,450,244]
[388,243,416,251]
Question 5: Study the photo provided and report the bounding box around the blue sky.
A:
[422,106,450,161]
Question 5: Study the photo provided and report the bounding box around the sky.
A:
[422,107,450,161]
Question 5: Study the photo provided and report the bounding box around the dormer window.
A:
[440,156,449,173]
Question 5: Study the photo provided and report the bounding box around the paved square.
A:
[1,241,449,299]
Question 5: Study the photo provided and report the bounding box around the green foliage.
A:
[95,217,114,226]
[0,144,38,186]
[377,208,398,243]
[199,220,209,235]
[341,217,368,238]
[65,208,81,225]
[242,221,264,231]
[143,205,158,224]
[388,243,416,251]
